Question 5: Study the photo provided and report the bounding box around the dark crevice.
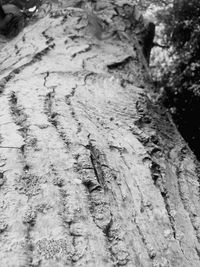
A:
[0,44,55,94]
[44,88,71,148]
[86,141,105,188]
[107,56,133,71]
[149,160,177,239]
[82,179,101,192]
[42,29,55,45]
[43,71,49,87]
[75,150,127,265]
[65,85,82,134]
[71,45,91,59]
[24,224,35,267]
[135,94,200,262]
[195,247,200,262]
[9,91,38,265]
[176,163,200,244]
[161,191,176,239]
[9,91,29,149]
[135,97,178,239]
[134,217,156,260]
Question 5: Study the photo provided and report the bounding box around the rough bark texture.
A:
[0,0,200,266]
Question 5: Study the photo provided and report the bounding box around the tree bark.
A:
[0,1,199,266]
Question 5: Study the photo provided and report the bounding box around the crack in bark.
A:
[176,151,200,244]
[43,72,82,147]
[65,85,82,134]
[135,97,178,239]
[49,165,77,264]
[107,56,133,70]
[0,44,55,94]
[42,29,55,45]
[59,188,84,264]
[195,247,200,262]
[43,71,49,87]
[86,141,105,188]
[134,92,200,264]
[149,160,177,239]
[134,217,156,261]
[44,88,71,148]
[75,151,120,264]
[77,146,131,266]
[108,144,159,263]
[8,91,38,266]
[161,190,177,239]
[9,91,29,155]
[24,222,36,267]
[71,45,92,59]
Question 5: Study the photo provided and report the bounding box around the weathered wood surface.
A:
[0,1,200,266]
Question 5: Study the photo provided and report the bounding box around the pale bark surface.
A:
[0,1,200,266]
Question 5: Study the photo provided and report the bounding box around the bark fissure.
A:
[87,141,105,188]
[42,28,55,45]
[150,160,177,239]
[107,56,133,70]
[176,155,200,243]
[135,92,200,264]
[8,91,37,266]
[134,217,156,261]
[44,86,71,148]
[135,97,179,240]
[71,44,92,59]
[65,85,82,134]
[76,149,132,266]
[0,43,55,94]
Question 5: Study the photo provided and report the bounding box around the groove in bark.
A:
[150,160,177,239]
[65,84,82,135]
[76,150,130,266]
[176,148,200,243]
[44,82,71,148]
[7,92,37,265]
[135,93,200,263]
[0,41,55,94]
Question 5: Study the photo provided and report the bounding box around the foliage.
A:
[159,0,200,92]
[136,0,173,10]
[158,0,200,158]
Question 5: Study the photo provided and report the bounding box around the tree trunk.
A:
[0,1,200,266]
